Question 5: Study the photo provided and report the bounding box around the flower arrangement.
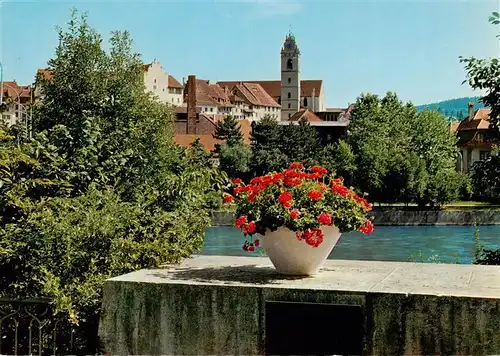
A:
[223,162,374,252]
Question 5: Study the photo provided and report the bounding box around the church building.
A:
[217,32,326,121]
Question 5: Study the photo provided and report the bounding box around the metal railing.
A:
[0,298,75,355]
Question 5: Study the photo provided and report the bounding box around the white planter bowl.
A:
[260,225,341,276]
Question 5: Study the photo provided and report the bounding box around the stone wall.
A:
[212,210,500,226]
[99,256,500,355]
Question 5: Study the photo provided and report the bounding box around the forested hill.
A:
[416,96,485,121]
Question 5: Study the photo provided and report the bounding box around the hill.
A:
[416,96,485,121]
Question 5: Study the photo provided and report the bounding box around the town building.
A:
[0,81,32,127]
[217,32,325,121]
[143,59,184,106]
[35,59,184,106]
[183,78,280,122]
[174,75,252,152]
[454,102,496,173]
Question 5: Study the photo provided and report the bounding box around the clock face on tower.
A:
[286,42,292,50]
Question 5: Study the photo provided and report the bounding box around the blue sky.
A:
[1,0,499,107]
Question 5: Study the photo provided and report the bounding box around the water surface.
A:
[203,225,500,264]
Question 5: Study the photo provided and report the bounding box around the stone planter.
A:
[261,226,341,276]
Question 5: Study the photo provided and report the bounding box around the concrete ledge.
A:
[99,256,500,355]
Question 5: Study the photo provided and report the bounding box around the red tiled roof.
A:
[457,108,491,131]
[143,63,152,71]
[217,80,322,98]
[228,83,280,108]
[289,109,322,122]
[174,134,222,152]
[174,118,252,151]
[449,121,460,133]
[2,81,32,100]
[185,79,234,107]
[168,75,183,89]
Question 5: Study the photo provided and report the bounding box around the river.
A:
[203,225,500,264]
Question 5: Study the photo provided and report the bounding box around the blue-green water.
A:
[203,225,500,264]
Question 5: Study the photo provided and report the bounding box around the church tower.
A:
[280,32,301,121]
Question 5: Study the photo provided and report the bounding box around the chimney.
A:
[311,88,315,112]
[468,102,475,121]
[187,75,197,134]
[182,77,186,86]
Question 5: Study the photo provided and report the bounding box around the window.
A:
[480,151,490,161]
[288,92,291,99]
[288,103,291,109]
[177,98,180,103]
[288,77,291,84]
[154,79,157,83]
[287,58,293,70]
[288,113,291,118]
[153,85,157,90]
[163,88,165,92]
[210,107,213,112]
[304,97,308,107]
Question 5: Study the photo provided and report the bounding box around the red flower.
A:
[254,239,260,247]
[234,186,246,195]
[317,212,332,225]
[296,231,303,241]
[232,178,243,185]
[223,193,234,204]
[235,215,248,228]
[247,221,256,234]
[359,220,374,235]
[311,166,328,175]
[248,245,255,252]
[332,184,350,197]
[284,177,301,187]
[289,162,304,170]
[290,208,301,220]
[307,190,323,201]
[278,191,293,206]
[330,178,343,186]
[304,228,324,247]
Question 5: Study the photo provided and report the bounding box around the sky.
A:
[1,0,499,107]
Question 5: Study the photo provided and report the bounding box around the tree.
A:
[213,114,243,146]
[250,115,288,175]
[347,92,463,205]
[319,140,357,186]
[471,153,500,202]
[460,12,500,133]
[219,142,252,179]
[0,10,224,351]
[281,117,320,166]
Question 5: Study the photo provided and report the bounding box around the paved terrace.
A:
[100,256,500,355]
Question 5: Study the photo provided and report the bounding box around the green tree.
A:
[471,154,500,202]
[250,115,288,175]
[320,140,357,186]
[347,92,463,205]
[219,142,252,179]
[0,11,222,351]
[281,117,320,166]
[213,114,244,146]
[460,12,500,132]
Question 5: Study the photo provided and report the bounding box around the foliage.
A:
[319,140,357,186]
[218,142,252,179]
[223,163,374,251]
[473,224,500,265]
[280,118,320,166]
[347,92,464,206]
[213,114,243,147]
[460,12,500,132]
[0,10,222,352]
[250,115,289,175]
[250,115,322,176]
[471,154,500,202]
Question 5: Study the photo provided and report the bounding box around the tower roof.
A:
[281,31,300,55]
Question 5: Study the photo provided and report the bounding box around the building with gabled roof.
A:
[456,102,497,173]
